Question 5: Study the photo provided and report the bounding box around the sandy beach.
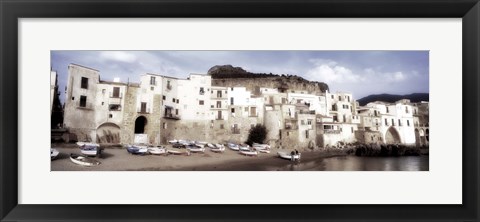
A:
[50,144,346,171]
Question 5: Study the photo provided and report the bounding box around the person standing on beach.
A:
[290,151,295,161]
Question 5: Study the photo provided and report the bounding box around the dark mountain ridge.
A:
[357,93,429,106]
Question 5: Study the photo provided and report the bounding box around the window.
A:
[331,95,334,99]
[199,100,204,105]
[306,130,309,138]
[172,98,175,102]
[141,102,147,113]
[109,114,113,118]
[405,106,409,113]
[407,120,410,126]
[347,96,350,102]
[150,87,154,91]
[102,89,106,94]
[112,87,120,98]
[307,119,312,125]
[167,80,172,90]
[338,96,342,101]
[374,110,378,116]
[250,107,257,116]
[162,95,166,100]
[220,124,224,129]
[109,104,121,111]
[176,99,179,104]
[230,97,234,105]
[391,119,395,126]
[282,98,286,104]
[386,107,389,113]
[79,96,87,107]
[232,124,240,134]
[231,108,235,113]
[333,115,338,122]
[150,76,156,85]
[199,87,204,95]
[175,109,178,115]
[398,119,402,126]
[385,118,388,126]
[217,90,222,98]
[301,120,305,125]
[101,102,104,105]
[351,127,353,133]
[216,101,221,108]
[81,77,88,89]
[72,97,75,100]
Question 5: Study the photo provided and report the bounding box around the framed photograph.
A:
[1,0,479,221]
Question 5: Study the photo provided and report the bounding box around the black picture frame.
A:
[1,0,479,221]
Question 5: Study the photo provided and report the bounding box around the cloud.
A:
[99,51,138,63]
[305,59,362,83]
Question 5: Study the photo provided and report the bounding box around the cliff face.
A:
[208,65,329,95]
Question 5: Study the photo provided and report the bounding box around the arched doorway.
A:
[135,116,147,134]
[385,127,401,144]
[97,122,121,143]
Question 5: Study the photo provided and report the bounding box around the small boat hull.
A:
[210,147,225,153]
[187,146,205,153]
[240,150,258,156]
[70,153,100,166]
[51,148,59,160]
[148,147,167,155]
[126,145,149,155]
[277,151,301,161]
[167,149,191,156]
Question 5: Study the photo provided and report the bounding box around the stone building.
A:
[357,99,417,145]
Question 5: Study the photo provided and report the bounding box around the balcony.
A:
[76,101,93,110]
[324,129,341,134]
[164,113,180,120]
[137,107,151,114]
[299,110,315,115]
[109,92,123,98]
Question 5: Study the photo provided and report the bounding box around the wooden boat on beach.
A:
[51,148,59,160]
[69,153,100,166]
[258,149,271,154]
[148,147,167,155]
[253,143,270,149]
[210,146,225,153]
[239,150,258,157]
[227,143,240,151]
[277,151,301,161]
[126,145,149,155]
[167,149,191,156]
[77,142,101,156]
[239,144,251,151]
[187,146,205,153]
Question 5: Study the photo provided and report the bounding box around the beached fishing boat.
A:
[258,149,271,154]
[126,145,149,155]
[168,139,178,144]
[227,143,240,151]
[253,143,270,149]
[193,143,205,148]
[210,146,225,153]
[239,150,258,156]
[277,151,301,161]
[187,146,205,153]
[239,144,251,151]
[207,143,216,148]
[148,146,167,155]
[167,149,191,156]
[51,148,59,160]
[70,153,100,166]
[76,142,101,156]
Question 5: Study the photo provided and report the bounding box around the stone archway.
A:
[97,122,121,143]
[135,116,147,134]
[385,127,401,144]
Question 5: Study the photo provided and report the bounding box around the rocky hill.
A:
[357,93,429,106]
[208,65,329,95]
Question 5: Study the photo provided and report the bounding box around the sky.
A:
[51,51,429,103]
